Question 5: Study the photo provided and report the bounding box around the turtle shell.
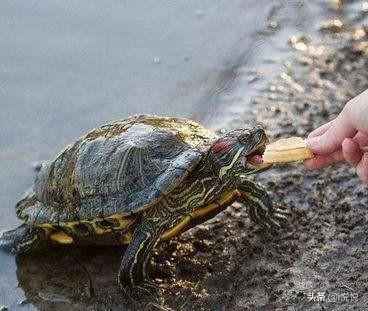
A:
[16,115,218,225]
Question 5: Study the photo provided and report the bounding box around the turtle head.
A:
[209,125,271,180]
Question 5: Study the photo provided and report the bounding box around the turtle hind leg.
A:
[0,224,48,254]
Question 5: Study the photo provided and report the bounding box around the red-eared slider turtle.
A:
[0,115,288,299]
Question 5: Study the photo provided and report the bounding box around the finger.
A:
[350,89,368,135]
[304,149,344,170]
[342,138,363,166]
[356,152,368,183]
[307,104,357,154]
[308,120,334,138]
[353,132,368,150]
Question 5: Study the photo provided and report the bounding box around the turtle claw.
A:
[254,204,290,231]
[274,205,291,216]
[269,217,282,228]
[273,208,290,221]
[266,205,291,230]
[259,217,279,231]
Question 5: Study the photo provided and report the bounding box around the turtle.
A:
[0,115,288,299]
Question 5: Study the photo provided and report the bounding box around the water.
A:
[0,1,352,309]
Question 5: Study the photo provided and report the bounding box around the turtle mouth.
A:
[246,143,267,166]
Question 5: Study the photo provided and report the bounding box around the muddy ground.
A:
[5,5,368,311]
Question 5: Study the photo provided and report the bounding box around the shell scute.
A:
[17,115,218,225]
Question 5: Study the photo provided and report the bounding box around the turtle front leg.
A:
[236,178,290,229]
[118,217,164,301]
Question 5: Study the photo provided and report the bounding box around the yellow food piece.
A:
[263,137,313,164]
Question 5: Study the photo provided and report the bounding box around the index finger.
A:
[307,104,357,154]
[308,120,335,138]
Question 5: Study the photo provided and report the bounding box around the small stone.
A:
[268,20,278,29]
[329,0,343,10]
[363,1,368,12]
[195,10,205,18]
[321,19,345,33]
[353,28,366,40]
[308,45,326,57]
[246,70,264,84]
[18,299,29,305]
[294,42,307,51]
[153,57,161,64]
[32,161,45,172]
[279,72,305,93]
[269,84,277,92]
[288,36,310,51]
[353,41,368,55]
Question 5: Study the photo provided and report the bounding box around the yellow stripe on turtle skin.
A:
[219,147,244,180]
[39,213,137,237]
[50,231,74,244]
[89,214,137,235]
[38,223,57,230]
[160,190,240,240]
[160,216,191,240]
[191,190,240,218]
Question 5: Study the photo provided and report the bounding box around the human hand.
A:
[304,89,368,183]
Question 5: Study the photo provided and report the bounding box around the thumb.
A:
[308,104,357,154]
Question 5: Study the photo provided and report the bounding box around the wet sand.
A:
[1,1,367,310]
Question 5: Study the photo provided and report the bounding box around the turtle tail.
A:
[0,224,48,254]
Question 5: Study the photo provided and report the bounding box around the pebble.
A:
[32,161,44,172]
[363,1,368,12]
[288,35,310,51]
[194,10,205,18]
[329,0,343,10]
[153,57,161,64]
[353,28,366,40]
[246,70,264,84]
[18,299,29,305]
[321,18,345,33]
[268,20,278,29]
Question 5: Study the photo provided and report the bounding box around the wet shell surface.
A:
[16,115,218,225]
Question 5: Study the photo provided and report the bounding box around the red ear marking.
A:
[211,139,236,153]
